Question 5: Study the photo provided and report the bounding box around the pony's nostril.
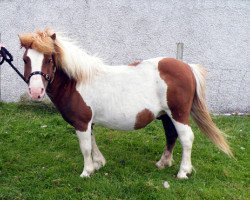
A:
[29,88,31,93]
[41,88,44,93]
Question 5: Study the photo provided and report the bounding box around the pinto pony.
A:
[19,29,232,179]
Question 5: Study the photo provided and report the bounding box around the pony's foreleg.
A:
[76,123,95,177]
[91,133,106,170]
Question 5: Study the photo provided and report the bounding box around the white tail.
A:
[189,64,233,157]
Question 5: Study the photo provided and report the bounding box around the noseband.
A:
[27,71,51,83]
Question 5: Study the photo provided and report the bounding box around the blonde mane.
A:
[19,28,104,83]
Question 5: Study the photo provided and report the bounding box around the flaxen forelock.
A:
[19,29,55,54]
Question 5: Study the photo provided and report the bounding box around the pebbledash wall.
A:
[0,0,249,113]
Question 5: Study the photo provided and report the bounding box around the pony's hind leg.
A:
[156,114,178,169]
[173,120,194,179]
[91,132,106,171]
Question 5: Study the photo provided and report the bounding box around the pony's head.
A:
[19,28,104,100]
[19,28,60,100]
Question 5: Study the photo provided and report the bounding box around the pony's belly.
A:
[93,114,137,131]
[93,104,161,131]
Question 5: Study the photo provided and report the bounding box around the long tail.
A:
[189,64,233,157]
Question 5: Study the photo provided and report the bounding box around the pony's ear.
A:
[45,28,56,40]
[51,33,56,40]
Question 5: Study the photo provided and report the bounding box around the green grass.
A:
[0,102,249,200]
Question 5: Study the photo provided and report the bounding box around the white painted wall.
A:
[0,0,249,113]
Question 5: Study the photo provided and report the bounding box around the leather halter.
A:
[26,55,56,84]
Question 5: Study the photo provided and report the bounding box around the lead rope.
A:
[0,47,28,84]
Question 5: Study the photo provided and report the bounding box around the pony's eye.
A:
[48,58,53,64]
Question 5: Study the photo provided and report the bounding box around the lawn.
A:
[0,102,249,200]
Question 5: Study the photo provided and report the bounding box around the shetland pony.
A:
[19,28,232,179]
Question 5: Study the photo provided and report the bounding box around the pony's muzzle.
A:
[28,87,45,100]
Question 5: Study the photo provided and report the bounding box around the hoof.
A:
[177,166,192,179]
[80,171,91,178]
[93,159,106,170]
[177,171,189,179]
[93,156,106,171]
[80,167,95,178]
[156,159,173,169]
[156,161,166,169]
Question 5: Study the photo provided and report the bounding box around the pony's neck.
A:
[56,35,104,83]
[46,68,76,102]
[45,67,91,130]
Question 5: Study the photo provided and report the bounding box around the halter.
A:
[0,47,56,84]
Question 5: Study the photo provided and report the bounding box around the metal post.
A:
[176,42,184,60]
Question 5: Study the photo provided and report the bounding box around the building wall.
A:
[0,0,249,113]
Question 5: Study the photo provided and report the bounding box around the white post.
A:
[176,42,184,60]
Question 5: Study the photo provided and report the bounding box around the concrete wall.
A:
[0,0,249,113]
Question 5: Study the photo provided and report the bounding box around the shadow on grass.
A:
[16,101,58,115]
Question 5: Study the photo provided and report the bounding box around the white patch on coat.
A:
[91,133,106,170]
[76,123,95,177]
[27,49,45,88]
[76,57,168,130]
[171,120,194,179]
